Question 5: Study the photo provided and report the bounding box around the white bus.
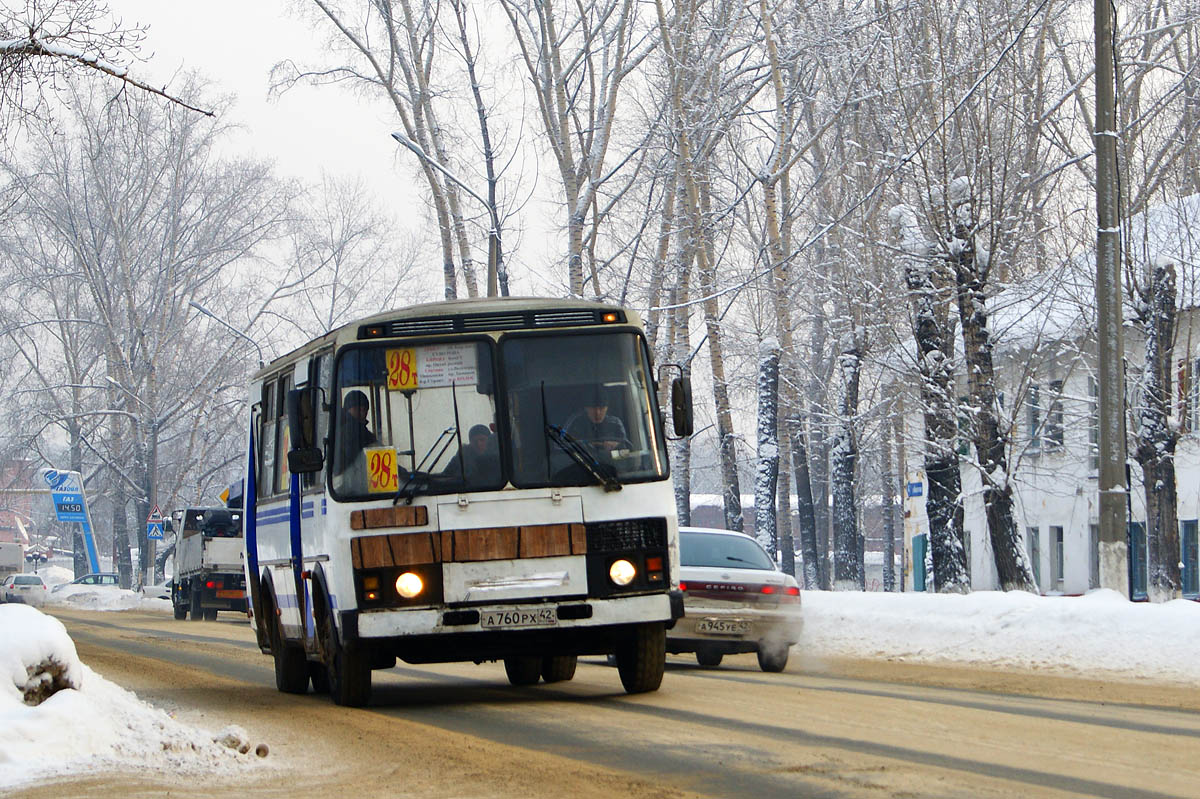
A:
[244,297,692,706]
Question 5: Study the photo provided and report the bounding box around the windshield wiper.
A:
[545,424,622,492]
[394,426,456,505]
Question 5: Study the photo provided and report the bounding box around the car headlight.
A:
[608,559,636,586]
[395,572,424,599]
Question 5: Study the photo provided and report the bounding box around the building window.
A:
[1046,380,1064,450]
[1089,523,1100,589]
[1051,525,1064,589]
[1088,377,1099,472]
[1027,384,1041,451]
[1027,526,1041,589]
[1182,519,1199,598]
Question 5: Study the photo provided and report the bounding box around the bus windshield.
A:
[501,331,668,488]
[332,340,502,499]
[330,330,668,499]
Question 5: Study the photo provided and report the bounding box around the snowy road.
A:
[15,607,1200,799]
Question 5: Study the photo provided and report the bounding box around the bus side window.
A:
[275,375,293,494]
[259,380,277,499]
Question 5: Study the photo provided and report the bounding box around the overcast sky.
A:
[112,0,408,207]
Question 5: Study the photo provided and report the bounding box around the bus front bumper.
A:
[352,591,674,641]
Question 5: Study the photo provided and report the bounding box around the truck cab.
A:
[172,507,247,621]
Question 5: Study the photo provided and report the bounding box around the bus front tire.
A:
[317,603,370,707]
[504,656,542,686]
[541,655,577,683]
[616,622,666,694]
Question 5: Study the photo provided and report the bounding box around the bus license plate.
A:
[480,607,558,629]
[695,617,751,635]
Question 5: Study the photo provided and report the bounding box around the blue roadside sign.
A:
[906,481,924,498]
[147,505,165,540]
[40,468,101,573]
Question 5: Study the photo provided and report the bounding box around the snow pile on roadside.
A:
[801,588,1200,684]
[0,604,263,790]
[45,584,170,612]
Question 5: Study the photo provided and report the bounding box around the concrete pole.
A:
[1095,0,1130,596]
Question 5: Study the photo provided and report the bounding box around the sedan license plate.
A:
[480,606,558,629]
[695,617,751,635]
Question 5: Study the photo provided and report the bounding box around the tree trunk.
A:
[1135,261,1181,600]
[832,337,864,590]
[892,203,969,593]
[809,305,832,588]
[790,417,820,588]
[755,342,781,558]
[881,413,899,592]
[950,190,1035,592]
[113,485,132,589]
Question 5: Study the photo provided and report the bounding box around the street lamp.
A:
[188,301,266,369]
[391,130,501,297]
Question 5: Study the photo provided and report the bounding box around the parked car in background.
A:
[2,573,49,607]
[141,579,172,601]
[668,527,802,672]
[52,572,119,593]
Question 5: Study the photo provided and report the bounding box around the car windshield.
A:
[14,576,42,585]
[681,531,776,570]
[501,332,668,488]
[332,340,502,499]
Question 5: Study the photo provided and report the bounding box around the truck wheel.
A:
[541,655,577,683]
[756,643,789,673]
[173,599,187,621]
[203,608,218,621]
[317,600,370,707]
[504,656,542,686]
[271,608,309,694]
[615,622,666,694]
[189,587,203,622]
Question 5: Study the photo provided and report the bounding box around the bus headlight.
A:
[395,572,424,598]
[608,559,636,586]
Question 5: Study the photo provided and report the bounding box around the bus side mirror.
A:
[287,387,325,474]
[670,376,693,437]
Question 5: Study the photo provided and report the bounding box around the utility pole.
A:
[1095,0,1130,595]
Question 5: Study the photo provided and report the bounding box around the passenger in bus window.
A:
[564,390,627,452]
[443,423,499,482]
[335,390,377,479]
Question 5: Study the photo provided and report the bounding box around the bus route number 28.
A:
[365,447,400,493]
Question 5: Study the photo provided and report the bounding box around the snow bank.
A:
[802,588,1200,684]
[0,605,263,790]
[46,584,171,612]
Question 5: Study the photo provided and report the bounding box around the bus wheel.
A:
[308,661,330,694]
[318,603,370,707]
[504,656,542,686]
[541,655,577,683]
[615,622,665,694]
[271,612,309,694]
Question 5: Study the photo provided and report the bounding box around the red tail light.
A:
[679,581,688,592]
[206,580,222,590]
[760,585,776,594]
[785,586,800,596]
